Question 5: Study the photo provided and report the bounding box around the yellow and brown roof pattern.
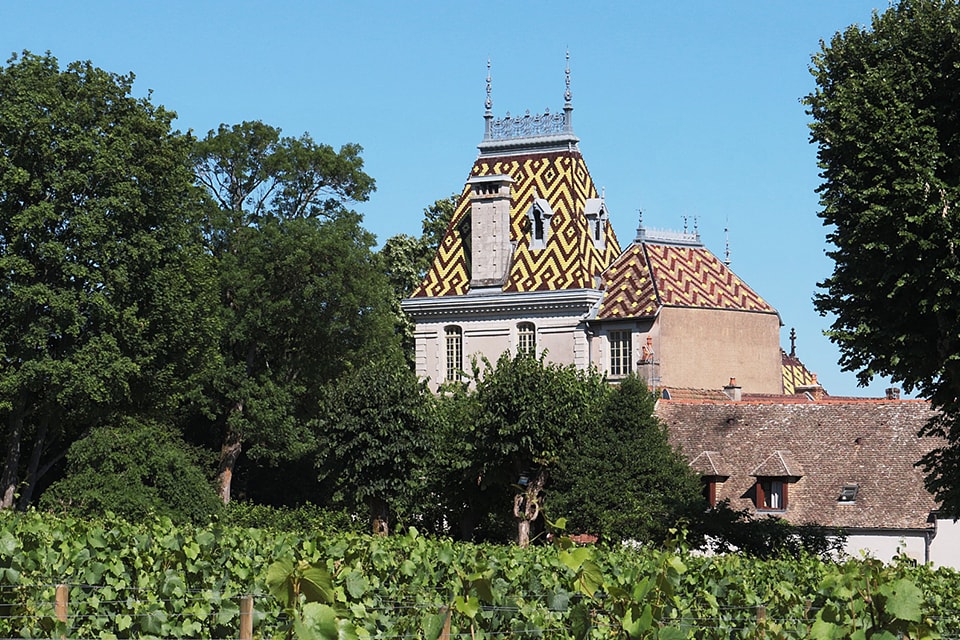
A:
[782,349,822,395]
[410,150,621,298]
[597,240,776,319]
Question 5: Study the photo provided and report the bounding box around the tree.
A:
[379,195,458,355]
[40,418,221,523]
[315,354,433,535]
[190,122,395,503]
[472,353,609,546]
[0,52,219,509]
[804,0,960,514]
[549,375,704,544]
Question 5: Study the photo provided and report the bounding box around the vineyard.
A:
[3,511,960,639]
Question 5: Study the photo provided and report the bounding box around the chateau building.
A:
[402,64,792,393]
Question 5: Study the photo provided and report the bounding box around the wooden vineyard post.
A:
[55,584,68,639]
[239,595,253,640]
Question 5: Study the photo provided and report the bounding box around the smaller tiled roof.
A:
[656,398,940,531]
[597,236,776,320]
[689,451,729,478]
[751,450,803,478]
[782,349,822,395]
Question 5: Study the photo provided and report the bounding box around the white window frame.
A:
[444,326,463,382]
[608,330,633,377]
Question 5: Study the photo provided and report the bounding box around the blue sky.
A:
[2,1,898,397]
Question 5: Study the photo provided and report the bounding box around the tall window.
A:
[756,478,786,511]
[445,326,463,382]
[517,322,536,355]
[609,330,632,376]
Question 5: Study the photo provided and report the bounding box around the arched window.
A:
[444,326,463,382]
[517,322,536,355]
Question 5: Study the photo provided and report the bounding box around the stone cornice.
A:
[401,289,603,320]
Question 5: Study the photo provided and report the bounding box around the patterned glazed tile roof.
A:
[411,150,621,298]
[597,240,776,319]
[657,398,939,530]
[782,349,822,395]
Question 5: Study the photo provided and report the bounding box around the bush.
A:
[40,417,222,523]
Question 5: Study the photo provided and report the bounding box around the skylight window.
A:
[838,483,859,503]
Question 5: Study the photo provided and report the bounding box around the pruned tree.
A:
[804,0,960,514]
[472,353,609,547]
[316,354,433,535]
[0,52,219,509]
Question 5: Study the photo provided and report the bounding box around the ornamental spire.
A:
[563,50,573,133]
[484,58,494,140]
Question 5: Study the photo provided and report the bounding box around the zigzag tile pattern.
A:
[781,351,820,395]
[597,244,659,319]
[644,244,776,312]
[411,150,620,297]
[411,184,473,297]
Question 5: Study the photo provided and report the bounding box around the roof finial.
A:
[724,224,731,266]
[563,49,573,133]
[682,215,688,234]
[601,186,606,201]
[790,327,797,357]
[484,58,494,140]
[693,216,699,237]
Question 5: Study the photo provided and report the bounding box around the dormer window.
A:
[584,198,608,251]
[756,477,787,511]
[526,197,554,250]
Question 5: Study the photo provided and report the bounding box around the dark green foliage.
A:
[550,375,705,544]
[804,0,960,515]
[471,353,610,544]
[216,501,363,534]
[190,121,397,503]
[0,52,219,509]
[692,501,846,560]
[40,418,221,523]
[316,354,434,534]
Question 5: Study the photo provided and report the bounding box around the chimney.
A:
[723,377,742,402]
[885,387,901,400]
[795,373,824,401]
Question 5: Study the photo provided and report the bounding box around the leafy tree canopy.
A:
[804,0,960,514]
[190,121,395,504]
[0,52,219,509]
[316,354,434,535]
[550,375,705,544]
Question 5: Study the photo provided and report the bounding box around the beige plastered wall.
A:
[657,307,782,394]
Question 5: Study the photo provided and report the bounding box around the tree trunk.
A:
[513,469,547,548]
[217,428,242,504]
[369,496,389,537]
[0,401,25,510]
[16,412,49,509]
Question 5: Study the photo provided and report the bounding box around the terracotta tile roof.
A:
[656,399,940,531]
[411,150,621,298]
[597,240,776,320]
